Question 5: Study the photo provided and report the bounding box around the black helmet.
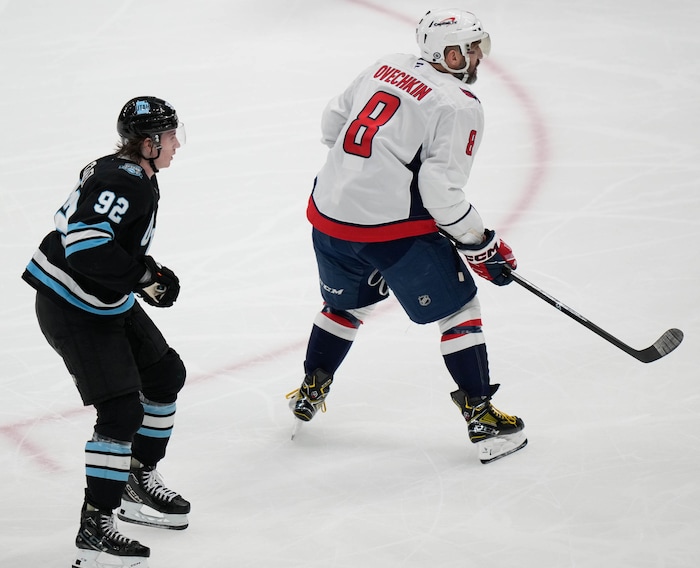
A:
[117,96,179,141]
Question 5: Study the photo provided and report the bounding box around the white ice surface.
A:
[1,1,699,566]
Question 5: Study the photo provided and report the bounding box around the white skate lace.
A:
[142,468,180,502]
[99,514,132,544]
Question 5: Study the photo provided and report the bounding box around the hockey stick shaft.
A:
[505,269,683,363]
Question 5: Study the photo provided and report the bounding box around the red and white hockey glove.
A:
[457,229,517,286]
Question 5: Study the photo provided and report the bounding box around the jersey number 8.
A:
[343,91,401,159]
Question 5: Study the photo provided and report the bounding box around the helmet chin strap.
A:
[142,134,162,174]
[438,46,476,84]
[462,72,478,85]
[439,62,476,84]
[439,60,468,75]
[148,150,161,174]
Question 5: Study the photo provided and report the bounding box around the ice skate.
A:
[450,387,527,464]
[117,465,190,530]
[73,506,149,568]
[286,368,334,423]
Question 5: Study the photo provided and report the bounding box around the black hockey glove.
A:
[135,256,180,307]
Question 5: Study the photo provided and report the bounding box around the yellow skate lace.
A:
[285,389,327,413]
[487,403,518,426]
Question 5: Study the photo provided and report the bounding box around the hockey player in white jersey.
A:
[288,9,527,464]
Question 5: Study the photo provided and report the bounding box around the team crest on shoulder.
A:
[119,164,144,178]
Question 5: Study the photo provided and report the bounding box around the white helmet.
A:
[416,9,491,75]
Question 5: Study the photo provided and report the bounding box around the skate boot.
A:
[117,465,190,530]
[286,368,334,422]
[450,386,527,464]
[73,505,149,568]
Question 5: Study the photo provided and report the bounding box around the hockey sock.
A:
[440,319,491,398]
[131,396,176,467]
[304,305,362,374]
[85,434,131,511]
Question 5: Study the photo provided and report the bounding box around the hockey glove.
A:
[136,256,180,307]
[457,229,517,286]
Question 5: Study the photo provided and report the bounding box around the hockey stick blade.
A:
[638,328,684,363]
[506,270,684,363]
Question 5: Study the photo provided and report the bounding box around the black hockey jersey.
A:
[22,154,159,316]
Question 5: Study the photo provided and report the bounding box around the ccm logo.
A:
[463,243,498,263]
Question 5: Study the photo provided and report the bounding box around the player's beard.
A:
[465,59,480,84]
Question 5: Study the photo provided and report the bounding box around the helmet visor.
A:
[467,34,491,57]
[175,121,186,145]
[154,121,186,147]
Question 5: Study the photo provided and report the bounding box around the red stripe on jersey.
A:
[460,89,480,102]
[307,196,437,243]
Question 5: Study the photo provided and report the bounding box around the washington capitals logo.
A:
[434,17,457,27]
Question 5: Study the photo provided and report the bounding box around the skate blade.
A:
[477,431,528,464]
[73,548,149,568]
[117,501,188,530]
[291,418,305,440]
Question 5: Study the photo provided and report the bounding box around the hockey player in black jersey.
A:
[22,97,189,568]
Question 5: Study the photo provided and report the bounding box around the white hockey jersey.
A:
[307,53,485,244]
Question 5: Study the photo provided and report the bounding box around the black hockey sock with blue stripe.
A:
[131,397,176,467]
[84,434,131,511]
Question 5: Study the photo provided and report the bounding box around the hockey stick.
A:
[505,269,683,363]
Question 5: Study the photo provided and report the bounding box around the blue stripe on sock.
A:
[85,440,132,455]
[136,426,173,438]
[142,401,176,416]
[85,467,130,482]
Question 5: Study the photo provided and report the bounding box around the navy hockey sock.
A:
[441,319,491,398]
[304,306,361,374]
